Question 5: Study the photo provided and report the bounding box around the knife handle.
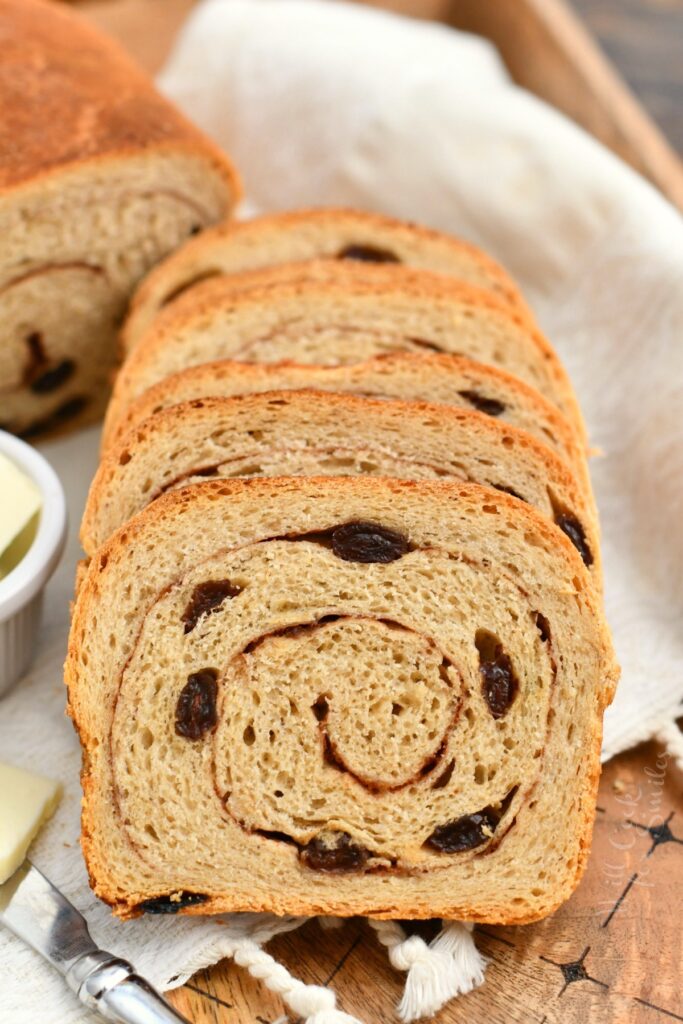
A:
[66,950,192,1024]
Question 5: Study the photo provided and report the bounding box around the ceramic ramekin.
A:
[0,431,67,697]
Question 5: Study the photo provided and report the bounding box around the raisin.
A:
[331,521,409,563]
[182,580,242,634]
[337,244,400,263]
[175,669,218,739]
[138,892,208,914]
[476,631,518,719]
[425,806,500,852]
[312,695,329,722]
[23,331,47,384]
[458,390,506,417]
[480,649,518,719]
[555,514,593,567]
[426,788,517,853]
[300,831,370,871]
[30,359,75,394]
[431,758,455,790]
[535,612,551,643]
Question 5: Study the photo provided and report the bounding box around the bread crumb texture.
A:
[67,478,617,923]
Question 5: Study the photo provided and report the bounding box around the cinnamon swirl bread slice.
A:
[82,392,600,587]
[106,263,585,442]
[122,208,531,349]
[67,477,617,922]
[0,0,239,436]
[101,354,587,487]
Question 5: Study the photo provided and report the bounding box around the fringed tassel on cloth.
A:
[232,939,362,1024]
[368,919,487,1022]
[177,931,362,1024]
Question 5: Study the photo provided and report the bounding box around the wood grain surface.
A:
[65,1,683,1020]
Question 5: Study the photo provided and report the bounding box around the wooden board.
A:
[63,2,683,1020]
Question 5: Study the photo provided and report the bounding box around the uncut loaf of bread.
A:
[0,0,239,437]
[101,353,587,482]
[81,392,599,586]
[107,262,585,441]
[66,477,618,922]
[122,207,532,349]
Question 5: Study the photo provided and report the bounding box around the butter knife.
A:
[0,860,191,1023]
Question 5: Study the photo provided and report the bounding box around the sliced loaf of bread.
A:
[122,207,532,349]
[0,0,239,436]
[82,391,600,589]
[101,353,587,484]
[67,476,617,922]
[107,262,584,440]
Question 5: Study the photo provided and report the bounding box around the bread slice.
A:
[0,0,239,436]
[100,353,588,487]
[67,476,618,923]
[107,262,585,440]
[82,392,600,592]
[122,207,532,350]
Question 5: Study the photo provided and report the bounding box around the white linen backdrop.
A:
[1,2,681,1021]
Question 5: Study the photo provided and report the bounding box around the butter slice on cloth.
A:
[0,452,41,580]
[0,762,61,883]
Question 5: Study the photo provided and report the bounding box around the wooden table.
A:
[69,2,683,1020]
[573,0,683,155]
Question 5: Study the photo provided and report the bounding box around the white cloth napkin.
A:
[2,1,683,1020]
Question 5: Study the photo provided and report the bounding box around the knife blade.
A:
[0,860,192,1023]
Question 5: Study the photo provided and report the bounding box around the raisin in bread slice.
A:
[0,0,239,436]
[101,353,588,489]
[107,262,585,441]
[67,476,618,923]
[82,392,600,589]
[122,207,532,350]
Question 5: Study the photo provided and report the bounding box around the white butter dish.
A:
[0,431,66,697]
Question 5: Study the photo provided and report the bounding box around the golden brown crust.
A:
[83,390,600,571]
[0,0,240,198]
[100,353,589,486]
[0,0,240,439]
[143,259,533,340]
[110,260,587,443]
[122,207,532,348]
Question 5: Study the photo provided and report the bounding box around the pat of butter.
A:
[0,452,42,578]
[0,762,62,884]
